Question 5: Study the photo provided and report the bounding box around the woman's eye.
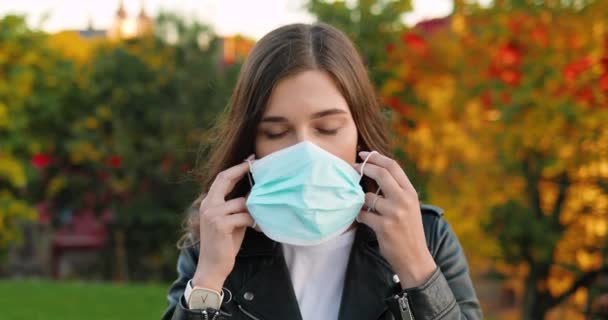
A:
[264,131,287,139]
[317,128,339,135]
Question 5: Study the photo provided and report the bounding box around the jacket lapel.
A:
[338,224,397,320]
[231,229,303,320]
[230,225,396,320]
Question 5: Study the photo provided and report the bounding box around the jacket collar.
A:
[337,223,396,320]
[236,228,281,258]
[233,224,397,320]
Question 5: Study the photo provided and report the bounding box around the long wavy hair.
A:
[180,23,390,247]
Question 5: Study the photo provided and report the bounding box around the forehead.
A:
[263,70,351,117]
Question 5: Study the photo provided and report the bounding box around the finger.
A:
[358,151,413,190]
[204,197,248,217]
[356,209,383,231]
[220,212,254,231]
[355,162,402,198]
[363,193,390,216]
[195,193,208,212]
[207,161,252,204]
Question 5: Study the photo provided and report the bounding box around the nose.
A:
[295,128,313,144]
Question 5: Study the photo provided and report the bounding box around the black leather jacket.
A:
[162,205,483,320]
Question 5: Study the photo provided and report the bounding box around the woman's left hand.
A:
[353,151,437,289]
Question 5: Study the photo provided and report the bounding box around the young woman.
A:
[162,23,482,320]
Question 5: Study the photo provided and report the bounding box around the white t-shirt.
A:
[282,228,356,320]
[185,229,356,319]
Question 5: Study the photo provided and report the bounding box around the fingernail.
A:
[359,151,369,157]
[246,154,255,160]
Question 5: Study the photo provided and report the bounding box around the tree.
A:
[0,15,77,258]
[0,12,243,279]
[306,0,412,87]
[382,1,608,319]
[29,13,244,280]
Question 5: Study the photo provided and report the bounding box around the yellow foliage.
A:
[575,249,603,272]
[110,177,132,193]
[48,31,96,64]
[0,191,37,248]
[451,14,467,35]
[97,105,112,119]
[414,76,455,112]
[573,288,588,307]
[28,142,42,154]
[84,117,99,130]
[69,141,102,164]
[381,79,404,97]
[383,4,608,316]
[0,154,27,188]
[14,69,34,99]
[46,176,67,198]
[0,102,7,128]
[547,266,574,297]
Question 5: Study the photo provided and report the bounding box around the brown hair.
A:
[180,23,390,246]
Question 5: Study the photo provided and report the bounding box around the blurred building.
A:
[106,0,153,39]
[61,0,152,40]
[221,35,255,65]
[67,0,253,66]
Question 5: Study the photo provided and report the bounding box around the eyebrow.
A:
[260,108,348,123]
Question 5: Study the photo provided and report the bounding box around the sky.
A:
[0,0,489,39]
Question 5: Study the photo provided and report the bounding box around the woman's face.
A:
[255,70,359,164]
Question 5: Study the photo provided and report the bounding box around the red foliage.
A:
[496,43,522,67]
[531,25,549,48]
[563,56,594,82]
[599,73,608,92]
[31,153,51,169]
[401,32,428,56]
[500,69,522,86]
[107,155,122,168]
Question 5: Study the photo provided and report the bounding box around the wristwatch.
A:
[185,280,224,310]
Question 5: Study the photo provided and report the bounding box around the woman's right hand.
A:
[192,160,254,292]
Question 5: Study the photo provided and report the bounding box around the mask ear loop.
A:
[245,159,254,188]
[244,153,257,187]
[359,151,377,178]
[359,151,382,212]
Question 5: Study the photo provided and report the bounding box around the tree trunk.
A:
[113,228,129,281]
[522,271,550,320]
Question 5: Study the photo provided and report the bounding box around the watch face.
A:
[189,289,222,310]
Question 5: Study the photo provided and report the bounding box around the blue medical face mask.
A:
[245,141,376,246]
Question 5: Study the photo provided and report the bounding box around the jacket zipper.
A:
[397,293,415,320]
[237,304,262,320]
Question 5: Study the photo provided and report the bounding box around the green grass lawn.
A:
[0,279,170,320]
